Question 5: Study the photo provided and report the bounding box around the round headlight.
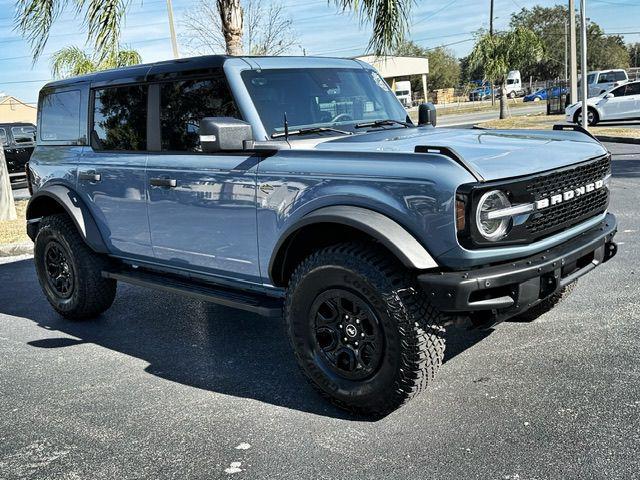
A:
[476,190,511,241]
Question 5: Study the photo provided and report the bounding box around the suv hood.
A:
[290,127,608,182]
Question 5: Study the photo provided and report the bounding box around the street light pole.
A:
[580,0,588,129]
[569,0,578,103]
[166,0,179,59]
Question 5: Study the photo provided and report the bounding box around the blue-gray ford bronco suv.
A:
[26,56,617,415]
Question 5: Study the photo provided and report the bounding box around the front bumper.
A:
[418,213,617,321]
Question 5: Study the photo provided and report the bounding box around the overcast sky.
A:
[0,0,638,104]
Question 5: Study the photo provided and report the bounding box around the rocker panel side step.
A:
[102,268,283,317]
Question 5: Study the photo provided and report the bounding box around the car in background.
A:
[1,122,36,189]
[469,83,492,101]
[566,80,640,125]
[581,69,628,98]
[524,86,567,103]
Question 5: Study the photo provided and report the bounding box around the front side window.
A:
[0,128,7,146]
[92,85,147,151]
[241,68,408,137]
[11,126,36,144]
[160,76,240,151]
[40,90,81,142]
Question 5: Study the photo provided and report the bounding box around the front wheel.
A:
[284,243,445,416]
[34,214,116,320]
[574,108,599,126]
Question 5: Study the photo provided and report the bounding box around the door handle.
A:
[79,171,101,182]
[150,178,177,188]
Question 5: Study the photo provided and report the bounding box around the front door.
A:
[145,76,261,285]
[79,84,153,259]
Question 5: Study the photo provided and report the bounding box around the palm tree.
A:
[51,45,142,79]
[468,27,543,119]
[16,0,130,61]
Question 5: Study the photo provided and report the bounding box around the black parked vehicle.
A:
[1,122,36,189]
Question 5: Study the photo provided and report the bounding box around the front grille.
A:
[524,155,610,235]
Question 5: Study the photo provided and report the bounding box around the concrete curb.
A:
[0,242,33,257]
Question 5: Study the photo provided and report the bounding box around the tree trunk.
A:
[217,0,243,55]
[499,83,508,119]
[0,146,17,221]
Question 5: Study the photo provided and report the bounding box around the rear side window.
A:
[625,82,640,96]
[92,85,147,151]
[12,126,36,144]
[614,71,627,81]
[0,128,7,146]
[40,90,81,142]
[159,76,240,152]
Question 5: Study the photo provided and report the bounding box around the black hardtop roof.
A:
[41,54,354,90]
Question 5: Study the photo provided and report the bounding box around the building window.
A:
[40,90,81,142]
[160,76,240,152]
[92,85,148,151]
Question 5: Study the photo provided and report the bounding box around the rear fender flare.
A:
[26,185,109,254]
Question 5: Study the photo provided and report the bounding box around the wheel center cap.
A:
[345,324,357,338]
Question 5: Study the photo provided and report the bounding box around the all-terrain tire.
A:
[34,214,116,320]
[512,281,577,323]
[284,242,445,416]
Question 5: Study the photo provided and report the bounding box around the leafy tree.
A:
[629,43,640,69]
[51,45,141,79]
[468,27,543,119]
[511,5,629,80]
[394,41,460,91]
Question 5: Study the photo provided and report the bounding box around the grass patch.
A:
[477,113,640,139]
[0,200,29,245]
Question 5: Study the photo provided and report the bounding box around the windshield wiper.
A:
[354,119,413,129]
[271,126,353,139]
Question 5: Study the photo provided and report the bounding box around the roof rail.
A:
[414,145,484,182]
[552,123,600,143]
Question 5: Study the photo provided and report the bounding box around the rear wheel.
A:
[284,243,445,416]
[34,214,116,320]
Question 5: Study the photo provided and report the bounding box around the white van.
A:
[584,69,628,98]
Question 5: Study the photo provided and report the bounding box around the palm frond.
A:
[15,0,70,61]
[78,0,131,61]
[50,45,96,78]
[334,0,411,56]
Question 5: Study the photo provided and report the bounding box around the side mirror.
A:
[418,103,437,127]
[605,93,614,99]
[199,117,253,152]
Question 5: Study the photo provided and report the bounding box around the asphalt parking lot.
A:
[1,143,639,479]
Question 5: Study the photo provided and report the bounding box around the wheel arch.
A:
[26,185,109,254]
[268,205,438,287]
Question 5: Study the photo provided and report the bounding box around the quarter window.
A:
[160,76,240,151]
[40,90,81,142]
[92,85,147,151]
[11,126,36,144]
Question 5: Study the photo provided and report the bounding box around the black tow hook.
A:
[604,242,618,262]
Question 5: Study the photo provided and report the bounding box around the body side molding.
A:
[269,205,438,282]
[26,185,109,253]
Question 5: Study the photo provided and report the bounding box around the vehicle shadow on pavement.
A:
[0,258,489,420]
[611,159,640,178]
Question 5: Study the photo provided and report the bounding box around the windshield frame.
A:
[239,66,411,139]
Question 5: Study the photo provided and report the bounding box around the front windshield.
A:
[241,68,409,137]
[11,125,36,144]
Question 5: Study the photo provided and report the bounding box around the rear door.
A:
[619,82,640,119]
[78,84,153,259]
[145,74,261,284]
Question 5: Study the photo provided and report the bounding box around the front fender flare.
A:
[26,185,109,254]
[269,205,438,281]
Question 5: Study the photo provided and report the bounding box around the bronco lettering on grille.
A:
[534,179,605,210]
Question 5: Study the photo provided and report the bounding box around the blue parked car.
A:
[469,83,492,101]
[26,55,617,415]
[524,86,568,102]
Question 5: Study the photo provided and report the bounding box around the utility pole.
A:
[569,0,578,103]
[580,0,588,129]
[166,0,179,59]
[564,20,568,81]
[489,0,494,35]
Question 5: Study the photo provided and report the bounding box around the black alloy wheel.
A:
[43,240,75,298]
[310,289,384,381]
